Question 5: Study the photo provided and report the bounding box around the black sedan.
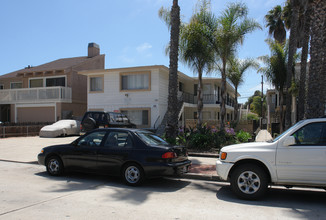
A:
[38,128,191,186]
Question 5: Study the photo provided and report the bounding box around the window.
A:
[137,132,169,146]
[90,76,103,92]
[203,84,211,94]
[0,84,3,90]
[121,109,150,127]
[78,131,106,147]
[30,79,43,88]
[10,82,22,89]
[121,72,150,91]
[292,122,326,145]
[104,131,133,148]
[46,77,65,87]
[179,82,184,92]
[194,84,198,96]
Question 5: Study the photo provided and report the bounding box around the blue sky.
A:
[0,0,285,103]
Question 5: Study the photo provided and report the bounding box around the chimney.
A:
[88,42,100,58]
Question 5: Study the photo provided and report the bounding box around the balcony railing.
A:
[178,92,235,107]
[0,87,72,104]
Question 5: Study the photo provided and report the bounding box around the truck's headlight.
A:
[40,148,44,154]
[220,152,227,160]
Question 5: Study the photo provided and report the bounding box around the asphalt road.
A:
[1,160,326,220]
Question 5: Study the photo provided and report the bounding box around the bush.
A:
[236,130,251,143]
[247,113,259,121]
[164,125,252,152]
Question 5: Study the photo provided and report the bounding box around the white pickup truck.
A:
[216,118,326,199]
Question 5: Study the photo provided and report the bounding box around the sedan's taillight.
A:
[162,152,177,159]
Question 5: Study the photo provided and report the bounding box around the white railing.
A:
[0,87,72,104]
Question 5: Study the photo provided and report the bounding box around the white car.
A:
[39,120,80,138]
[216,118,326,199]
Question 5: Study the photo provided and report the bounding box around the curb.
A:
[181,173,224,182]
[188,152,219,158]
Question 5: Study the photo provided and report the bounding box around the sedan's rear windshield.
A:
[137,132,170,146]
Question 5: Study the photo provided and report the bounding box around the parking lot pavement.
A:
[0,136,220,181]
[0,136,77,163]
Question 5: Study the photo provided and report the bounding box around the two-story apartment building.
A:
[79,65,238,129]
[0,43,104,123]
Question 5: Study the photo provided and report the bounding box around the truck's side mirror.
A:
[283,136,296,146]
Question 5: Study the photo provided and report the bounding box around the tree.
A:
[250,95,266,118]
[285,0,300,129]
[265,5,287,44]
[210,2,261,131]
[306,0,326,118]
[158,0,181,139]
[298,0,313,120]
[227,57,259,122]
[259,40,288,133]
[178,0,215,126]
[244,90,261,109]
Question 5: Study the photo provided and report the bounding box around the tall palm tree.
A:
[285,0,300,129]
[158,0,180,139]
[179,2,215,127]
[265,5,287,44]
[227,58,259,122]
[259,40,288,133]
[298,0,313,120]
[306,0,326,118]
[210,2,261,131]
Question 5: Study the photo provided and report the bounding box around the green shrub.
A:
[163,124,252,152]
[247,113,259,121]
[236,130,251,143]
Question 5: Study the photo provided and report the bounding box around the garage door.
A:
[17,107,55,123]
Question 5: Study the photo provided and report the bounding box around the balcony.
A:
[0,87,72,104]
[178,92,235,107]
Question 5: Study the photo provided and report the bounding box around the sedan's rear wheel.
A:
[46,156,64,176]
[123,163,144,186]
[230,164,268,200]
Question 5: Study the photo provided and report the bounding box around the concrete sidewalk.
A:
[0,136,221,181]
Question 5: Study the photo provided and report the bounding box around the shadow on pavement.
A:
[216,185,326,220]
[35,171,191,204]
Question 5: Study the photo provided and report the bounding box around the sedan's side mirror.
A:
[283,136,296,146]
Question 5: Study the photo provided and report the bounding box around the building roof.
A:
[0,56,102,79]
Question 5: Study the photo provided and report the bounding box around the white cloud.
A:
[136,43,153,53]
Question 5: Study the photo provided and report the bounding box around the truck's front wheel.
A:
[230,164,268,200]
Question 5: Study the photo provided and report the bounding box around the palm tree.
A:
[210,2,261,131]
[227,58,259,122]
[306,0,326,118]
[285,0,300,129]
[158,0,180,139]
[259,40,288,133]
[265,5,287,44]
[298,0,312,120]
[179,2,215,126]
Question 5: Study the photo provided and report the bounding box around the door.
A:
[97,131,134,175]
[65,131,107,171]
[276,122,326,183]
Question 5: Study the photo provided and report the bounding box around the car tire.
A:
[122,163,144,186]
[46,156,64,176]
[82,117,96,132]
[230,164,268,200]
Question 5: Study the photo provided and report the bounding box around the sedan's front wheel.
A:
[123,163,144,186]
[230,164,268,200]
[46,156,64,176]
